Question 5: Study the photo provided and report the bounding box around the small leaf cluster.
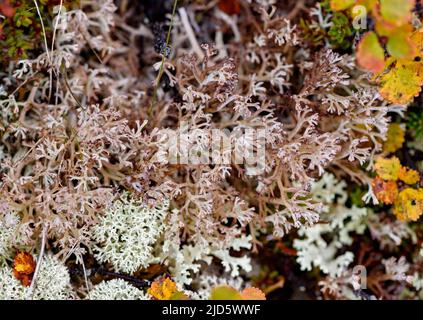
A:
[0,0,49,59]
[147,277,266,300]
[331,0,422,104]
[148,277,188,300]
[210,286,266,300]
[0,0,76,61]
[373,156,423,221]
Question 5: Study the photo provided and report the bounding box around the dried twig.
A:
[27,226,48,299]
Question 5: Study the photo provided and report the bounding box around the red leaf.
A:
[218,0,241,15]
[0,0,15,18]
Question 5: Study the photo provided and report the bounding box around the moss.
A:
[0,0,78,62]
[327,12,353,50]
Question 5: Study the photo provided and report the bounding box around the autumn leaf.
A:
[393,188,423,221]
[374,156,401,181]
[383,123,405,153]
[356,0,377,11]
[148,278,187,300]
[398,167,420,185]
[218,0,241,15]
[372,176,398,204]
[240,287,266,300]
[210,285,266,300]
[169,290,189,300]
[13,251,36,287]
[410,28,423,53]
[380,0,415,26]
[375,17,398,37]
[330,0,356,11]
[357,32,385,73]
[386,29,416,60]
[379,60,423,104]
[0,0,15,17]
[210,285,243,300]
[13,251,36,275]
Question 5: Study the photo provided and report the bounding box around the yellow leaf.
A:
[372,176,398,204]
[394,188,423,221]
[375,16,398,37]
[379,60,423,104]
[241,287,266,300]
[380,0,415,26]
[383,123,405,153]
[410,28,423,54]
[330,0,356,11]
[387,28,416,60]
[210,286,243,300]
[170,291,189,300]
[374,157,401,180]
[356,0,377,11]
[398,167,420,184]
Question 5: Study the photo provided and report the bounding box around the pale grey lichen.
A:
[0,267,27,300]
[0,254,74,300]
[0,209,20,265]
[93,192,168,274]
[294,174,368,277]
[88,279,150,300]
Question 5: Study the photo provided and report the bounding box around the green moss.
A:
[0,0,78,62]
[349,186,366,208]
[300,0,353,50]
[407,109,423,138]
[328,12,353,50]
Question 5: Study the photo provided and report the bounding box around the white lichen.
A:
[93,192,169,274]
[88,279,150,300]
[294,174,368,277]
[0,209,20,265]
[0,254,74,300]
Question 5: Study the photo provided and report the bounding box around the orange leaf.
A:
[372,176,398,204]
[241,287,266,300]
[148,277,187,300]
[13,251,36,287]
[357,32,385,73]
[148,278,176,300]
